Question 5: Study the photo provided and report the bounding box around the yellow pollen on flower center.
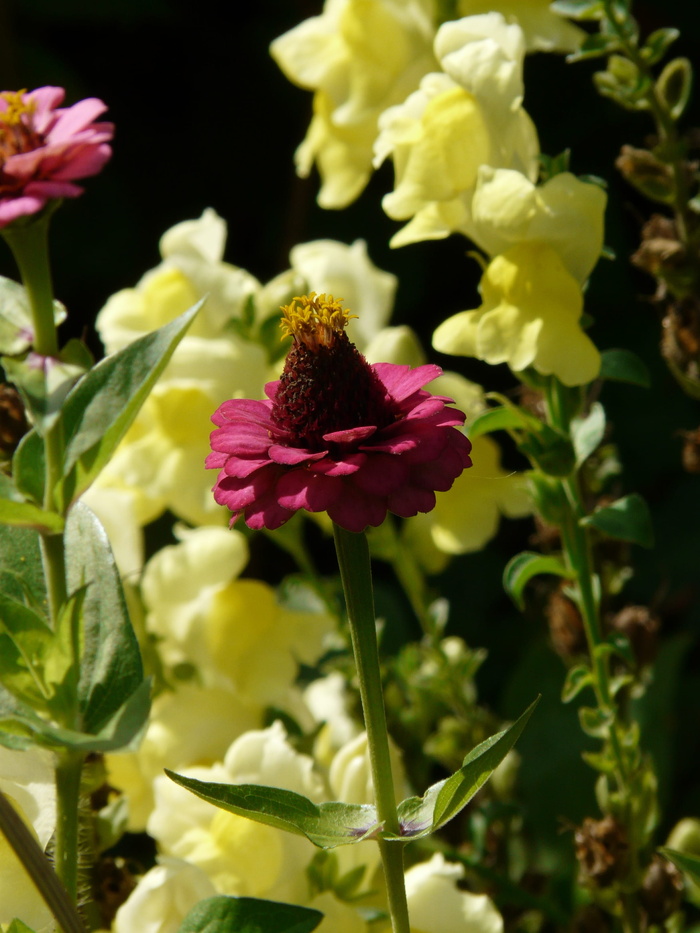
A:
[0,90,35,127]
[280,292,357,350]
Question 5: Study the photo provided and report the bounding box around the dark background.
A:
[2,0,699,862]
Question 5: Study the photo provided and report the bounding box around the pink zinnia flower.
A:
[0,86,113,228]
[207,293,472,533]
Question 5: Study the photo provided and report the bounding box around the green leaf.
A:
[0,594,55,708]
[12,430,45,505]
[641,27,679,65]
[389,697,539,840]
[568,31,620,62]
[178,896,323,933]
[657,57,693,120]
[0,523,45,609]
[503,551,573,610]
[571,402,606,467]
[65,502,146,735]
[578,706,614,739]
[0,474,62,533]
[599,349,650,387]
[659,847,700,885]
[0,675,151,753]
[6,920,40,933]
[561,665,595,703]
[581,493,654,548]
[467,406,526,439]
[2,354,85,434]
[0,275,66,356]
[165,773,380,849]
[550,0,604,19]
[55,301,201,510]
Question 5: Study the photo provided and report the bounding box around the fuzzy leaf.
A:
[582,493,654,548]
[641,28,679,65]
[177,896,323,933]
[65,502,146,735]
[599,349,650,387]
[55,301,201,510]
[568,31,620,61]
[389,698,539,840]
[165,772,380,849]
[550,0,604,19]
[503,551,573,610]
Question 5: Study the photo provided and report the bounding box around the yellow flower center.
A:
[0,90,41,176]
[0,90,35,127]
[280,292,357,351]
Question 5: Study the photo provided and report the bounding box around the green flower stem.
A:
[545,380,626,779]
[3,217,85,911]
[0,789,86,933]
[601,0,691,244]
[332,523,411,933]
[53,750,84,908]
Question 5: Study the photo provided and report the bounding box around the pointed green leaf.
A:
[467,406,526,439]
[165,772,380,849]
[178,896,323,933]
[0,594,55,708]
[659,847,700,885]
[6,920,40,933]
[503,551,573,610]
[571,402,606,466]
[599,349,650,387]
[581,493,654,548]
[390,698,539,840]
[65,502,145,734]
[12,430,45,505]
[56,301,201,510]
[0,474,62,533]
[561,665,595,703]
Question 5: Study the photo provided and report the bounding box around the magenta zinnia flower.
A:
[0,87,113,228]
[207,293,472,533]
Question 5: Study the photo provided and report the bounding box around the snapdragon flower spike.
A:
[0,87,113,228]
[207,293,472,533]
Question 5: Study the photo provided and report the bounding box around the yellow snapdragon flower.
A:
[433,171,607,386]
[374,14,539,247]
[271,0,437,208]
[405,853,503,933]
[83,211,269,562]
[456,0,584,52]
[434,242,601,386]
[141,526,333,708]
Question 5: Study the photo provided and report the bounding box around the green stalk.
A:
[53,751,83,907]
[2,216,85,911]
[332,523,411,933]
[0,790,86,933]
[601,0,691,244]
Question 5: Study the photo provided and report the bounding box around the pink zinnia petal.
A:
[206,295,472,532]
[0,86,113,227]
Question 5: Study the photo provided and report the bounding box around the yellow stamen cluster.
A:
[280,292,357,350]
[0,90,35,127]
